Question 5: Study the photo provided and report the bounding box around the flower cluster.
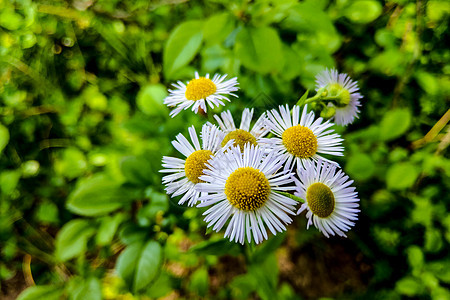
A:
[161,69,362,244]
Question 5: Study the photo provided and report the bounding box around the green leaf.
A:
[188,268,209,297]
[163,20,203,79]
[120,156,155,186]
[116,241,162,293]
[229,274,257,300]
[70,277,102,300]
[249,254,278,300]
[386,162,419,190]
[379,108,412,141]
[344,0,383,24]
[146,272,173,298]
[137,190,169,226]
[136,84,168,116]
[424,228,443,253]
[67,174,137,217]
[0,170,21,195]
[407,246,424,270]
[281,2,341,52]
[0,124,9,154]
[55,219,95,261]
[119,223,149,245]
[17,285,63,300]
[252,232,286,263]
[95,213,124,246]
[234,26,283,74]
[54,148,87,180]
[189,239,240,256]
[396,277,423,296]
[346,153,376,181]
[203,13,235,45]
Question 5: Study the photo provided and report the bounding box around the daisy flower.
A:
[161,124,227,206]
[197,144,298,244]
[164,72,239,117]
[315,68,363,126]
[295,160,360,238]
[213,108,269,151]
[264,104,344,170]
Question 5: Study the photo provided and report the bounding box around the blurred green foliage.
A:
[0,0,449,299]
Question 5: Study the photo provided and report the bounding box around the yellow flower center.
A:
[328,83,350,107]
[184,150,213,183]
[306,182,335,218]
[185,77,217,101]
[221,129,257,152]
[225,167,270,211]
[281,125,318,158]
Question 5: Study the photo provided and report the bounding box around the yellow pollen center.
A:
[328,83,350,107]
[185,77,217,101]
[184,150,213,183]
[306,182,335,218]
[281,125,318,158]
[221,129,257,152]
[225,167,270,211]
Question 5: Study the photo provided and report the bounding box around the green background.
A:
[0,0,449,299]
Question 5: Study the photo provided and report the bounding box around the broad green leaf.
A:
[252,232,286,263]
[95,213,124,246]
[146,272,173,298]
[406,246,424,269]
[229,274,257,300]
[344,0,383,24]
[427,0,450,21]
[66,174,137,216]
[55,219,95,261]
[234,26,283,74]
[281,2,341,52]
[0,124,9,153]
[163,20,203,78]
[379,108,412,141]
[386,162,419,190]
[0,170,21,194]
[116,241,162,293]
[203,13,235,45]
[120,156,155,186]
[54,148,87,179]
[346,153,375,181]
[119,223,149,245]
[415,71,439,95]
[17,285,63,300]
[281,44,303,80]
[188,268,209,297]
[201,45,229,72]
[396,277,422,296]
[249,254,278,300]
[424,228,443,253]
[136,84,168,117]
[70,277,102,300]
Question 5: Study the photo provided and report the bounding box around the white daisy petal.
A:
[211,108,270,152]
[164,72,239,117]
[160,124,225,206]
[264,104,343,170]
[197,144,298,244]
[295,159,360,238]
[315,68,363,126]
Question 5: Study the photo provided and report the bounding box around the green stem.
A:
[276,191,305,203]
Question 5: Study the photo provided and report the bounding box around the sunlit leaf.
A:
[163,20,204,79]
[234,26,283,74]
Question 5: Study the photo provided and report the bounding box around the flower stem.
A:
[277,191,305,203]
